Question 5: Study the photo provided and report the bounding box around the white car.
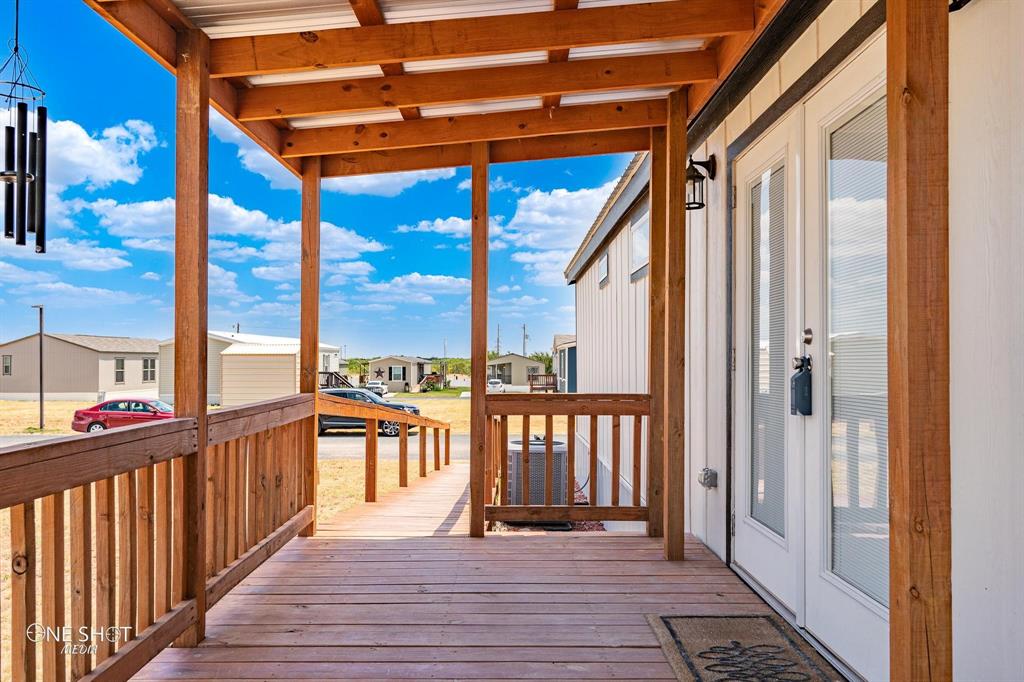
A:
[365,380,388,396]
[487,378,504,393]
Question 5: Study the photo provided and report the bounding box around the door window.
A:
[749,164,787,538]
[826,96,889,606]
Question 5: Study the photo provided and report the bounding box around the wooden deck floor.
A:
[136,462,770,680]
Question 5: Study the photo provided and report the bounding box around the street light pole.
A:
[31,304,43,430]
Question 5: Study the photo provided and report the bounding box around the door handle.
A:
[791,354,812,416]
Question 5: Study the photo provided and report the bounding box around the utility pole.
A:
[233,322,241,334]
[522,323,529,357]
[442,337,448,385]
[496,323,501,355]
[31,304,43,430]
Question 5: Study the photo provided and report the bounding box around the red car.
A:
[72,398,174,433]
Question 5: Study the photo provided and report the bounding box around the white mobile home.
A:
[159,331,340,406]
[565,4,1023,679]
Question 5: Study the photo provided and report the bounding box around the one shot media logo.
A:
[26,624,132,655]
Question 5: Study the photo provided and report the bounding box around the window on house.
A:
[142,357,156,382]
[630,211,650,276]
[598,252,609,286]
[527,366,539,375]
[2,355,11,376]
[115,357,125,384]
[389,366,405,381]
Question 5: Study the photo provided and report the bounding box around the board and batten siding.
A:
[574,195,649,531]
[220,353,299,407]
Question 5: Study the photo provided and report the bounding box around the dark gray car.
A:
[319,388,420,437]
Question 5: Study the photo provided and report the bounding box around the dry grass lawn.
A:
[398,396,568,435]
[0,400,80,435]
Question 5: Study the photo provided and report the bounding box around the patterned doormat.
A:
[646,614,846,681]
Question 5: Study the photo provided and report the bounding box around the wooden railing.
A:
[484,393,651,524]
[0,394,315,682]
[318,394,451,502]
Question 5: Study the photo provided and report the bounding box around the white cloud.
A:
[504,181,616,250]
[8,280,146,307]
[141,271,161,281]
[251,263,298,282]
[0,237,131,271]
[209,263,259,302]
[361,272,471,297]
[510,249,576,287]
[495,284,521,294]
[457,175,525,194]
[325,260,375,286]
[274,282,293,291]
[397,216,471,238]
[0,260,57,284]
[323,169,456,197]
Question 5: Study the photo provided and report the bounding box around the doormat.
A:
[646,614,846,681]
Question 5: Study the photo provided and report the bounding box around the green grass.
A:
[391,387,466,398]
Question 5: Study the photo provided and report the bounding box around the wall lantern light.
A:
[685,154,716,211]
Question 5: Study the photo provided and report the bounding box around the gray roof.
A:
[49,333,160,354]
[371,355,430,364]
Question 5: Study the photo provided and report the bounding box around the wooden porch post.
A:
[299,156,321,536]
[174,27,209,645]
[663,90,687,560]
[469,141,489,538]
[887,1,952,678]
[647,126,667,538]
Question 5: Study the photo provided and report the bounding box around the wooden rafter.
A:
[348,0,422,121]
[238,51,716,122]
[281,100,666,157]
[209,0,753,78]
[541,0,581,110]
[320,129,649,177]
[83,0,300,177]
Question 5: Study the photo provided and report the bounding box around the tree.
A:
[346,357,369,375]
[529,351,553,374]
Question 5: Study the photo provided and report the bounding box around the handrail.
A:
[485,392,651,416]
[208,393,314,445]
[319,393,450,430]
[0,418,197,509]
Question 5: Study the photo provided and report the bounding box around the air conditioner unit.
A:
[506,436,569,506]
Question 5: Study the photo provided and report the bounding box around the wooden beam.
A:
[647,126,667,539]
[347,0,422,121]
[237,51,717,121]
[282,100,666,157]
[469,141,489,539]
[209,0,753,77]
[83,0,299,177]
[173,27,210,645]
[663,91,686,561]
[541,0,581,109]
[321,128,649,177]
[298,156,321,537]
[485,505,649,523]
[887,1,952,679]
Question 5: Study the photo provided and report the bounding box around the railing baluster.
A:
[116,472,136,647]
[236,438,248,558]
[633,416,643,507]
[419,425,427,478]
[484,418,493,503]
[365,419,378,502]
[444,428,450,466]
[433,427,441,471]
[10,501,36,682]
[136,467,154,632]
[589,415,598,507]
[154,461,171,618]
[41,492,65,681]
[545,415,554,506]
[224,440,237,568]
[71,483,93,678]
[172,457,185,605]
[267,428,279,531]
[499,417,508,505]
[95,478,116,663]
[522,415,530,505]
[247,434,258,553]
[255,433,267,545]
[611,415,621,506]
[567,416,576,506]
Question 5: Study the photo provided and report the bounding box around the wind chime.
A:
[1,0,46,253]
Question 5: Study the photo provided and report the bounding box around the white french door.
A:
[733,34,889,681]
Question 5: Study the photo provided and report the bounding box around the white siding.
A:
[157,337,232,406]
[949,2,1024,679]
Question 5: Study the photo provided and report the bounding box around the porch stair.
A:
[134,462,770,680]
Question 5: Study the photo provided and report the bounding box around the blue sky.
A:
[0,1,630,357]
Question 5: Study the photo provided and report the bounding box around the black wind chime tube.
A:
[34,105,46,252]
[14,101,27,246]
[3,124,12,239]
[27,130,36,233]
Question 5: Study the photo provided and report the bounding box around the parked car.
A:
[72,398,174,433]
[487,378,504,393]
[319,387,420,437]
[364,380,388,396]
